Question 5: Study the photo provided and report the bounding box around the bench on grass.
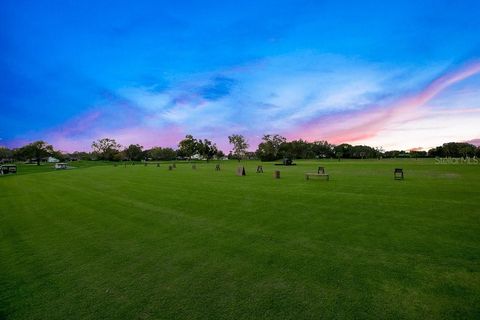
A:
[305,167,329,181]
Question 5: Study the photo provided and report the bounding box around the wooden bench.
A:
[305,172,329,181]
[305,166,329,181]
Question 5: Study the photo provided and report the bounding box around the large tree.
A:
[178,135,199,159]
[228,134,248,161]
[198,139,218,162]
[332,144,379,159]
[70,151,92,161]
[280,139,313,159]
[50,150,67,162]
[334,144,352,159]
[0,147,13,160]
[147,147,177,161]
[18,141,54,165]
[428,142,477,158]
[91,138,121,161]
[124,144,144,161]
[255,134,286,161]
[311,140,334,158]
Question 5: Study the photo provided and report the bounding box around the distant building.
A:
[191,153,203,160]
[47,157,60,163]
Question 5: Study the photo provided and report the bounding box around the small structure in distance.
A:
[275,158,296,166]
[394,168,404,180]
[54,163,67,170]
[236,166,246,176]
[0,165,17,175]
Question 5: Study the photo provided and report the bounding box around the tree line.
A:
[1,134,479,165]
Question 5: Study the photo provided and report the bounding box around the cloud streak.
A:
[290,60,480,145]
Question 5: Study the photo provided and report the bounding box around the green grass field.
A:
[1,159,479,319]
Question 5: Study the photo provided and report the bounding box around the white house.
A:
[190,153,204,160]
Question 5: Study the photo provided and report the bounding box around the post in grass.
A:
[273,170,280,179]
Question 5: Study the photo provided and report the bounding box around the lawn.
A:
[1,159,479,319]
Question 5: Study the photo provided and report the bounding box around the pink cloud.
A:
[288,61,480,144]
[465,138,480,146]
[46,125,184,152]
[55,110,103,136]
[108,126,184,149]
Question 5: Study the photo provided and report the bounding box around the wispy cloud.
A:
[4,54,480,152]
[290,60,480,147]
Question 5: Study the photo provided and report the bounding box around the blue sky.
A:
[1,0,480,151]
